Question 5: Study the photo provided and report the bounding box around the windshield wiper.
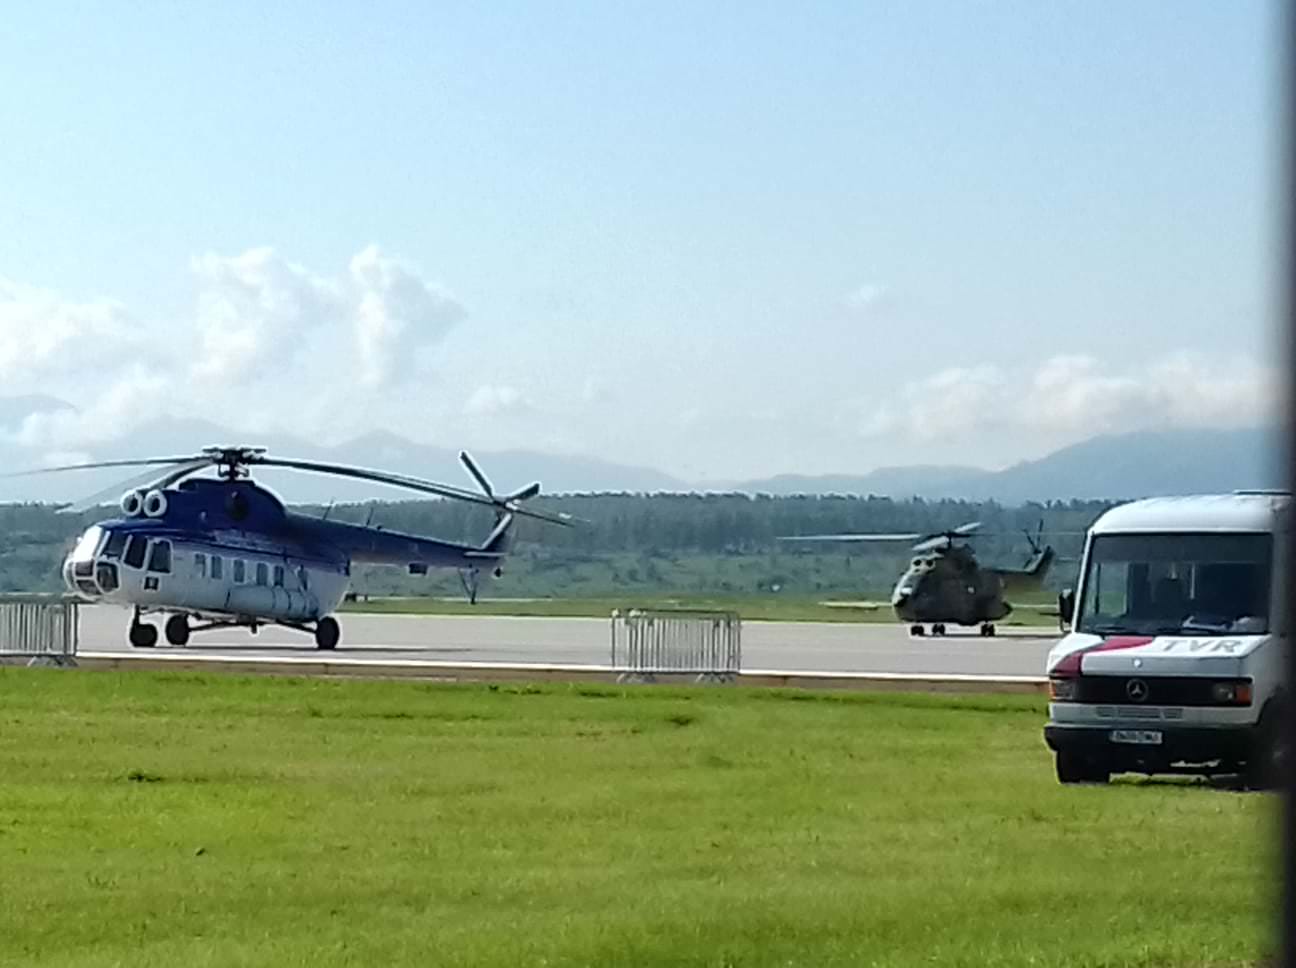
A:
[1082,623,1139,636]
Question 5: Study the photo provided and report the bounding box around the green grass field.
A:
[340,594,1063,625]
[0,670,1275,967]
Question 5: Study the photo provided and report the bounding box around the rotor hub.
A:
[201,445,266,479]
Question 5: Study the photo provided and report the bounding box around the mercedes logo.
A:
[1126,678,1149,702]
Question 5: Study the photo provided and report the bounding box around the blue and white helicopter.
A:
[14,445,571,650]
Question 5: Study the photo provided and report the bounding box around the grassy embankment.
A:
[340,593,1062,625]
[0,669,1275,967]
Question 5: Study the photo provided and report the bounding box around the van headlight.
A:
[1210,681,1253,706]
[1049,677,1077,701]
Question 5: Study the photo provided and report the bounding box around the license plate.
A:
[1110,729,1162,746]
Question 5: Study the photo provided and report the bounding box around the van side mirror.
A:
[1058,588,1076,631]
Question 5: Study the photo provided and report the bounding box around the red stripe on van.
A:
[1051,636,1155,677]
[1087,636,1155,653]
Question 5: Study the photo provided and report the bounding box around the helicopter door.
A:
[138,539,172,602]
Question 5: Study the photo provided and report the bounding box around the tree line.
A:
[0,493,1116,594]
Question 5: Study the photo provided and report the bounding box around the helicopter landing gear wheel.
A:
[931,623,946,636]
[129,620,158,649]
[164,615,190,646]
[909,624,926,637]
[314,616,340,651]
[979,623,996,637]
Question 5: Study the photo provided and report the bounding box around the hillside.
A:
[734,427,1281,502]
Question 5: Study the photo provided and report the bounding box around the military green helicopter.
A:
[779,521,1061,636]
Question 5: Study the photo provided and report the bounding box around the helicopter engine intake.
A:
[120,490,145,516]
[142,489,168,517]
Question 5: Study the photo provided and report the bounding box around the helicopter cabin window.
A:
[211,555,223,580]
[194,552,207,579]
[124,535,148,569]
[273,565,285,587]
[233,559,245,584]
[147,540,171,574]
[255,562,268,586]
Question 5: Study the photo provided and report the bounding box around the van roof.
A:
[1091,492,1289,535]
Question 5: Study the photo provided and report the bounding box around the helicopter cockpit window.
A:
[95,562,118,593]
[70,526,103,562]
[101,531,127,560]
[124,535,148,569]
[147,540,171,574]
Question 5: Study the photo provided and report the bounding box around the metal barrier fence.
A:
[0,594,80,666]
[610,608,741,683]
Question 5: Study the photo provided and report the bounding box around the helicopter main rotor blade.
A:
[60,458,216,514]
[912,535,953,552]
[253,457,574,526]
[776,533,922,542]
[0,454,209,479]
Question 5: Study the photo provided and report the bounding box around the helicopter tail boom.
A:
[993,544,1056,588]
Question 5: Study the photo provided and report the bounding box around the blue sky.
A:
[0,1,1280,480]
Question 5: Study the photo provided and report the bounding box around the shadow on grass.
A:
[1112,772,1265,794]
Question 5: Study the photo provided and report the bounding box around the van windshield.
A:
[1078,532,1272,636]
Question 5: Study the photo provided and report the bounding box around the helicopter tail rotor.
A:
[459,451,550,517]
[1022,519,1045,555]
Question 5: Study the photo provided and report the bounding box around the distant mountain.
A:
[0,393,1282,505]
[734,427,1283,502]
[0,406,690,504]
[729,465,992,498]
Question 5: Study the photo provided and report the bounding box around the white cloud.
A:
[349,245,465,386]
[856,351,1278,447]
[13,368,172,449]
[0,278,146,385]
[844,283,886,312]
[188,245,464,387]
[464,384,529,417]
[580,376,611,405]
[0,246,470,456]
[190,247,343,382]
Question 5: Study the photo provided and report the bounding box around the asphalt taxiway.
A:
[77,606,1060,678]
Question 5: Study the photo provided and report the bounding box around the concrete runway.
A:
[79,606,1061,677]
